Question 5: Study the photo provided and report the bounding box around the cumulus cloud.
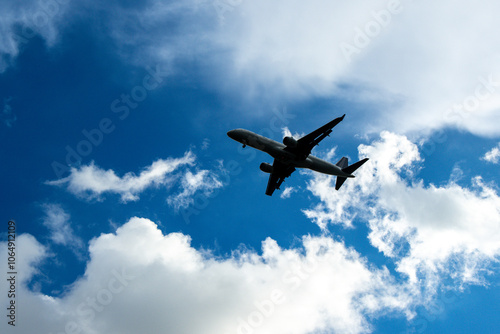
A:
[0,217,412,334]
[0,233,47,285]
[305,132,500,290]
[482,143,500,164]
[0,233,64,332]
[46,151,197,202]
[41,203,85,257]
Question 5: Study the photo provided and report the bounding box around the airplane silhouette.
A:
[227,114,368,196]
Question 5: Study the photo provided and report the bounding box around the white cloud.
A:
[0,0,69,71]
[5,1,500,136]
[280,186,297,199]
[0,234,67,332]
[448,162,465,184]
[201,138,211,150]
[46,151,196,202]
[0,233,47,285]
[2,96,16,127]
[167,169,223,210]
[41,203,84,257]
[101,0,500,136]
[214,0,500,136]
[0,217,412,334]
[46,151,224,215]
[482,143,500,164]
[305,132,500,289]
[281,127,305,140]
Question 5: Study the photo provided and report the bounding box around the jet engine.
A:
[259,162,273,173]
[283,136,297,148]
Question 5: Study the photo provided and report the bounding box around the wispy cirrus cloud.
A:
[280,186,297,199]
[0,0,70,72]
[167,169,223,211]
[1,96,16,127]
[41,203,85,258]
[46,151,224,210]
[46,151,196,202]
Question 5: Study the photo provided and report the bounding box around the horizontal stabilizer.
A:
[343,158,369,175]
[335,158,369,190]
[335,176,348,190]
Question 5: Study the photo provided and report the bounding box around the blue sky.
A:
[1,1,500,333]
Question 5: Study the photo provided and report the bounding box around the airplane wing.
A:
[287,114,345,159]
[265,159,296,196]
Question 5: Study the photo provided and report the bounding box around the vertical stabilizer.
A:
[335,157,348,169]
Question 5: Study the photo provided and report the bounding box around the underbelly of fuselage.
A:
[247,132,349,177]
[268,149,346,177]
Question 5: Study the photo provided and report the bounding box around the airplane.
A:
[227,114,369,196]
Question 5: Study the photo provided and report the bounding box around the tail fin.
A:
[335,157,349,169]
[335,157,369,190]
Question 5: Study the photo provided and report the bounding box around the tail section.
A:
[335,157,349,169]
[335,157,369,190]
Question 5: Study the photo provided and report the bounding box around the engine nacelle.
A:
[283,136,297,148]
[259,162,273,173]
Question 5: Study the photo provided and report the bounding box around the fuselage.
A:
[227,129,353,178]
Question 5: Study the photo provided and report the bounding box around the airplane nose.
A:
[227,130,238,140]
